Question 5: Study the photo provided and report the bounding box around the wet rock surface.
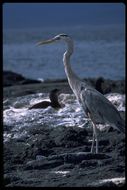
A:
[3,125,125,187]
[3,72,125,187]
[3,70,41,87]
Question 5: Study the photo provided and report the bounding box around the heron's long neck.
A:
[63,40,80,90]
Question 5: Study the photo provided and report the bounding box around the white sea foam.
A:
[3,92,125,142]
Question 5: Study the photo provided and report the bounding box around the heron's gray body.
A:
[38,34,125,153]
[63,37,125,133]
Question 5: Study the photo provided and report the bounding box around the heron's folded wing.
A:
[80,88,123,126]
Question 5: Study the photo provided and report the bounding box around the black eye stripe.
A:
[60,34,68,37]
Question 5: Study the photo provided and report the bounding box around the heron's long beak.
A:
[37,38,57,46]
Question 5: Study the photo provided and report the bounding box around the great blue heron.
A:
[29,89,62,109]
[37,34,125,153]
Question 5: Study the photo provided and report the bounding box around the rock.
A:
[25,159,64,170]
[88,181,118,187]
[36,155,47,161]
[83,78,125,94]
[79,160,98,168]
[55,163,75,170]
[64,152,111,164]
[4,174,20,186]
[87,177,125,187]
[3,104,125,187]
[3,128,125,187]
[50,126,88,147]
[3,70,41,86]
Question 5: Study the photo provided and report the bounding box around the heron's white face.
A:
[37,34,72,46]
[54,34,72,42]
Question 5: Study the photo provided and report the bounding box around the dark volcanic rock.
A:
[3,124,125,187]
[25,159,64,170]
[3,71,125,95]
[50,126,88,147]
[3,70,125,187]
[3,70,41,86]
[83,77,125,94]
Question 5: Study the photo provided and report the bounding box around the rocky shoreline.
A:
[3,71,125,99]
[3,71,125,187]
[3,125,125,187]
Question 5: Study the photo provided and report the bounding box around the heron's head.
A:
[37,34,72,46]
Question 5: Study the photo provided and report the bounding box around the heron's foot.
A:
[96,149,99,154]
[90,145,99,154]
[90,148,94,153]
[90,150,99,154]
[96,139,99,154]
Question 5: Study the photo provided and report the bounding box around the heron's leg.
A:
[87,113,99,153]
[92,122,98,154]
[90,121,99,153]
[91,129,95,153]
[88,113,96,153]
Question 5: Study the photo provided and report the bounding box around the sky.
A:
[3,3,125,29]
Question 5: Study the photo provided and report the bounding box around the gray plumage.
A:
[38,34,125,153]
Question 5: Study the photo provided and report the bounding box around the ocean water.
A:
[3,24,125,80]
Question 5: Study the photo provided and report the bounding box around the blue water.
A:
[3,24,125,80]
